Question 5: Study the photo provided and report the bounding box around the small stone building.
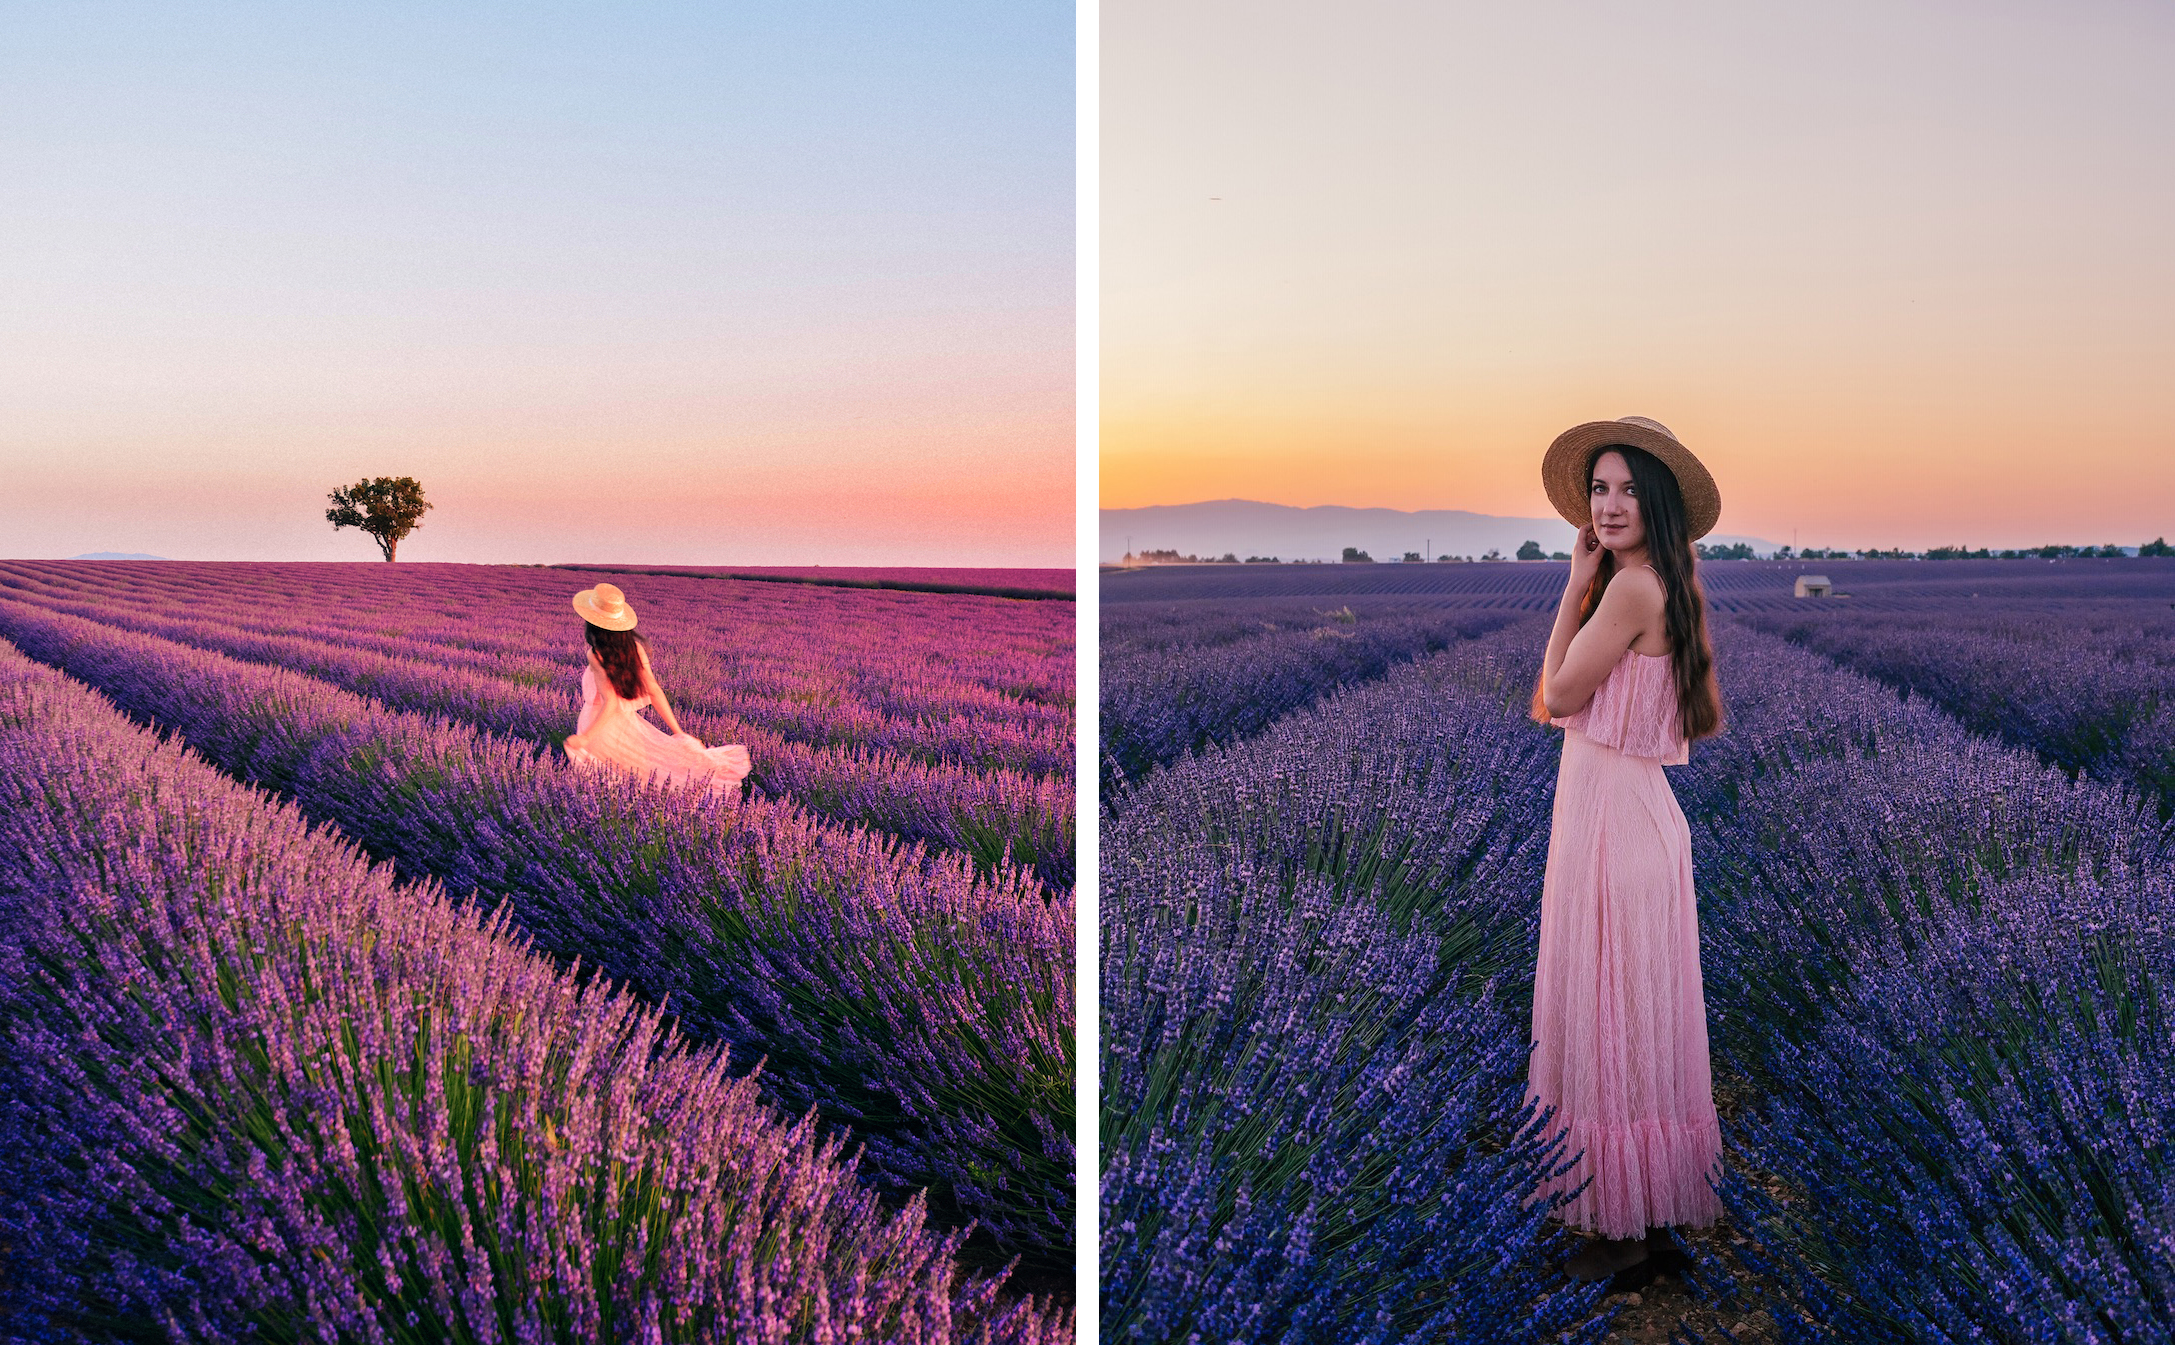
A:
[1794,574,1833,598]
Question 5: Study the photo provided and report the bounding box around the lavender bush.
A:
[0,561,1075,782]
[1738,602,2175,816]
[0,644,1068,1342]
[1673,629,2175,1340]
[1099,600,1523,787]
[0,601,1075,1269]
[1102,622,1621,1341]
[0,560,1074,727]
[1716,871,2175,1343]
[1104,581,2175,1339]
[0,562,1073,886]
[1102,562,1572,604]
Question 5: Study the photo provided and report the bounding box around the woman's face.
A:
[1588,450,1647,553]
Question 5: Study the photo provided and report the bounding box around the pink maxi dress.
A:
[1528,644,1723,1238]
[566,661,751,799]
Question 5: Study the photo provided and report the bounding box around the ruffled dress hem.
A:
[1526,1105,1725,1238]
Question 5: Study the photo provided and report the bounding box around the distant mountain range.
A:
[1100,500,1781,563]
[72,552,166,560]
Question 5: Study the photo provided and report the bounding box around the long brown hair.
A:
[1530,444,1723,741]
[584,622,649,700]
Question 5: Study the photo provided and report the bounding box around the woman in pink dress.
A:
[1527,416,1727,1283]
[562,583,751,799]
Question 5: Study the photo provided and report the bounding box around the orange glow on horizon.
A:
[1103,393,2175,552]
[1101,1,2175,553]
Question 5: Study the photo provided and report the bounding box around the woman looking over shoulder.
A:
[562,582,750,798]
[1526,416,1728,1285]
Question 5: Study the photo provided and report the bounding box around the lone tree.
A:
[326,476,432,561]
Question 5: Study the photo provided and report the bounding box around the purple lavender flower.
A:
[0,580,1075,1269]
[0,642,1070,1341]
[0,560,1076,886]
[1103,560,2175,1340]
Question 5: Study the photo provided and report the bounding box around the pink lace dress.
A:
[1528,645,1723,1238]
[566,661,750,799]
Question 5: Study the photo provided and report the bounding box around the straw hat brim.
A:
[1542,420,1722,541]
[572,588,638,631]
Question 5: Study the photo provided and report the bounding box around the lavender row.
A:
[0,602,1076,1269]
[0,561,1075,777]
[1694,555,2175,608]
[1100,595,1480,651]
[0,560,1075,780]
[0,646,1068,1342]
[1105,554,2175,609]
[1102,561,1574,603]
[1101,621,1626,1341]
[1676,629,2174,1338]
[1105,612,2175,1337]
[559,561,1076,600]
[1098,603,1525,787]
[1715,873,2174,1342]
[1737,602,2175,815]
[0,559,1076,711]
[0,578,1073,888]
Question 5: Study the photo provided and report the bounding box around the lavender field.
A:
[0,560,1075,1339]
[1102,558,2175,1342]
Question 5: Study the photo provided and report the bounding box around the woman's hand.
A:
[1566,523,1605,591]
[563,732,588,753]
[1536,523,1648,720]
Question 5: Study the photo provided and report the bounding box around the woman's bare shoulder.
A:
[1603,564,1666,611]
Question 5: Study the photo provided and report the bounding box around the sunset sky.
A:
[0,2,1071,566]
[1103,0,2175,551]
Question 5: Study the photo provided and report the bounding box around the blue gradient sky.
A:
[0,2,1073,565]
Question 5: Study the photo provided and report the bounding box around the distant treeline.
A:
[1120,537,2173,566]
[1784,539,2171,561]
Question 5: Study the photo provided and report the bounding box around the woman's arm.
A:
[635,645,690,737]
[1539,557,1663,718]
[568,651,605,751]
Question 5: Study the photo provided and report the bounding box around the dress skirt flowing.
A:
[1528,648,1723,1238]
[566,664,750,799]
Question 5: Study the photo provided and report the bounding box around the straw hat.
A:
[1542,416,1722,541]
[572,582,638,631]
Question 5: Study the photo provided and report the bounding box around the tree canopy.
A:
[326,477,432,561]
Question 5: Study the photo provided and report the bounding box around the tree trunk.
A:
[379,536,397,562]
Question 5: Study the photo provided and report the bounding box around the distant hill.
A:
[71,552,167,560]
[1101,500,1779,563]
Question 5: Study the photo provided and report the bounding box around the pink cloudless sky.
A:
[0,2,1073,565]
